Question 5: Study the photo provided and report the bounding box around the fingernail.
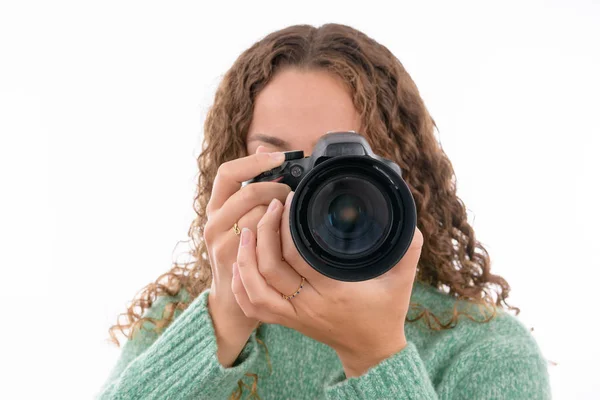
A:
[241,227,250,246]
[256,145,266,154]
[269,152,285,162]
[285,191,294,206]
[232,262,239,277]
[268,198,279,212]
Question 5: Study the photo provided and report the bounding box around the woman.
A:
[97,23,551,399]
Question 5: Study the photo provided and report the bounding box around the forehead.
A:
[247,68,361,152]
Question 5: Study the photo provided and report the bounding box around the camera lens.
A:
[307,175,389,257]
[290,155,416,282]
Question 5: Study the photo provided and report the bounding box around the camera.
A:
[246,131,416,282]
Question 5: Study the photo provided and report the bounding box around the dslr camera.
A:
[246,131,416,282]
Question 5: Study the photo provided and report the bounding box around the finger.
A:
[220,203,267,251]
[232,262,287,325]
[231,262,255,318]
[236,226,291,319]
[207,151,286,216]
[256,198,305,313]
[256,145,269,154]
[389,227,424,280]
[279,191,322,284]
[210,182,291,233]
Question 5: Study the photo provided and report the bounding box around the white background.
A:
[1,0,598,398]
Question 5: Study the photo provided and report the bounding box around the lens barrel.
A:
[290,155,416,281]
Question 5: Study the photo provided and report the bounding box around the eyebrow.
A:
[247,133,292,150]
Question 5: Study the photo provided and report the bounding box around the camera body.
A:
[246,131,416,282]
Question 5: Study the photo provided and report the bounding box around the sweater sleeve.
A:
[438,335,552,399]
[323,334,551,400]
[323,341,438,399]
[96,289,262,400]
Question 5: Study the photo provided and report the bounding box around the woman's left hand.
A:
[231,191,424,378]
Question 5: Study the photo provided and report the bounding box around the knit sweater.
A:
[96,280,551,399]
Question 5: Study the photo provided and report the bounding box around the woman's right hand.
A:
[204,146,291,366]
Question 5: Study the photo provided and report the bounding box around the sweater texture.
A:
[97,281,551,399]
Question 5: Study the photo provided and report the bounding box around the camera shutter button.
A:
[284,150,304,161]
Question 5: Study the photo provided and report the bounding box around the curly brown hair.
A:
[107,23,519,399]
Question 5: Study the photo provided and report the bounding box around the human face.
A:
[246,68,362,157]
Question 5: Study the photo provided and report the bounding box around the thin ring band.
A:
[282,276,306,300]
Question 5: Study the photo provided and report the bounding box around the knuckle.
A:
[216,162,230,180]
[256,151,271,165]
[239,211,259,231]
[256,214,273,231]
[203,222,215,244]
[205,203,213,218]
[241,184,260,203]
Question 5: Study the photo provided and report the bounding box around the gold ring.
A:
[233,222,241,236]
[282,276,306,300]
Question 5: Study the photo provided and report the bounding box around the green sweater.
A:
[97,281,551,399]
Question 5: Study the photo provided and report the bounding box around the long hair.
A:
[107,23,518,399]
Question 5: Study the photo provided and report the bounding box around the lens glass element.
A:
[307,175,389,256]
